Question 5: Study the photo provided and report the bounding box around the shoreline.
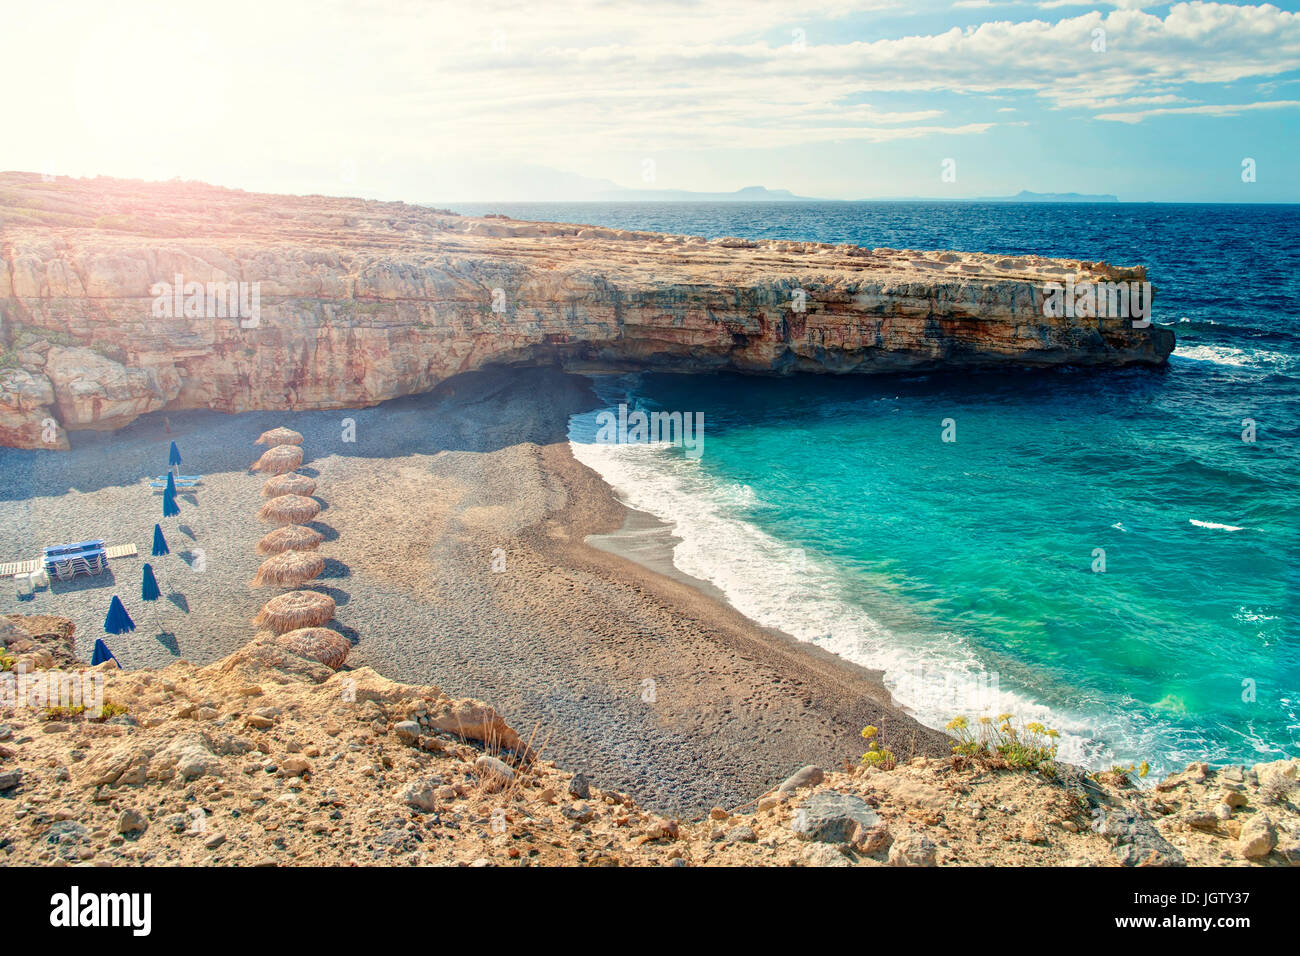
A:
[0,365,950,816]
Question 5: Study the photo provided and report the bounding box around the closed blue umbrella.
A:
[104,595,135,634]
[168,441,182,469]
[142,564,161,601]
[163,488,179,518]
[151,524,169,557]
[165,472,177,498]
[151,523,171,594]
[91,638,119,668]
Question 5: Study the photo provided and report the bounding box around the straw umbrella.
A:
[257,494,320,526]
[262,473,317,498]
[254,590,336,634]
[255,427,304,446]
[251,444,304,474]
[250,550,326,588]
[273,627,350,670]
[256,525,324,555]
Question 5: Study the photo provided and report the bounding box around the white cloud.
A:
[1,0,1297,191]
[1095,98,1300,122]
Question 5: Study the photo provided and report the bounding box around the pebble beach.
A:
[0,366,948,815]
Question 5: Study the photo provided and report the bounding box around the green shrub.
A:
[946,713,1060,776]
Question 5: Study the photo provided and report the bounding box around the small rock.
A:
[393,721,420,745]
[401,780,439,812]
[474,755,515,792]
[1238,815,1277,860]
[791,791,878,844]
[1020,822,1047,844]
[777,765,824,794]
[724,826,757,844]
[855,822,891,854]
[888,832,937,867]
[802,843,852,867]
[562,802,595,824]
[203,833,226,850]
[0,770,21,792]
[280,756,312,777]
[709,807,729,821]
[115,809,147,835]
[568,773,590,799]
[1222,790,1248,809]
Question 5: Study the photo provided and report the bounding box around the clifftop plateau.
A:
[0,173,1173,449]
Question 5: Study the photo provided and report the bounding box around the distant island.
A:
[588,187,1119,203]
[589,185,819,202]
[976,190,1119,203]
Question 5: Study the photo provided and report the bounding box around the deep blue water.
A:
[464,201,1299,774]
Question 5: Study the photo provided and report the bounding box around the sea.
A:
[453,200,1299,776]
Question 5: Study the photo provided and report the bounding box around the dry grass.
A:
[255,427,304,446]
[251,444,304,474]
[251,550,326,588]
[256,524,324,555]
[253,590,336,634]
[274,626,350,669]
[257,494,321,526]
[262,473,317,498]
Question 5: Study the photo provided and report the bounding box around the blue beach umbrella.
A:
[151,523,171,593]
[163,488,180,518]
[142,563,161,601]
[91,638,120,668]
[168,441,182,469]
[165,471,178,498]
[104,595,135,634]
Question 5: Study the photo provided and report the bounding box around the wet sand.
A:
[0,366,949,815]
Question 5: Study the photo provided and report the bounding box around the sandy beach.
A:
[0,365,949,815]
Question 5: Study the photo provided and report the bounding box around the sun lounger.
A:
[149,475,202,489]
[42,541,109,580]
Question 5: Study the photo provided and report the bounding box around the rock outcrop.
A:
[1,615,1294,867]
[0,173,1174,449]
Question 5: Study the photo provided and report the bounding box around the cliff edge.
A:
[1,615,1293,867]
[0,173,1173,449]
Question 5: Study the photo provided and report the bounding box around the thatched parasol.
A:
[274,627,350,670]
[251,444,304,475]
[253,590,335,633]
[257,494,321,526]
[256,524,324,555]
[255,427,304,446]
[262,472,317,498]
[250,550,325,588]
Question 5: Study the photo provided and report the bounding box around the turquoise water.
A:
[467,200,1300,775]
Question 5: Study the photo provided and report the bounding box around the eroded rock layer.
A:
[0,173,1173,449]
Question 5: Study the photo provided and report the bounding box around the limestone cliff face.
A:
[0,174,1173,449]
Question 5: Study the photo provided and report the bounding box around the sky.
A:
[2,0,1298,202]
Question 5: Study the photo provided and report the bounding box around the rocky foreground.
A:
[1,615,1294,867]
[1,173,1173,448]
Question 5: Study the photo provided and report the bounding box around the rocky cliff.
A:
[0,173,1174,449]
